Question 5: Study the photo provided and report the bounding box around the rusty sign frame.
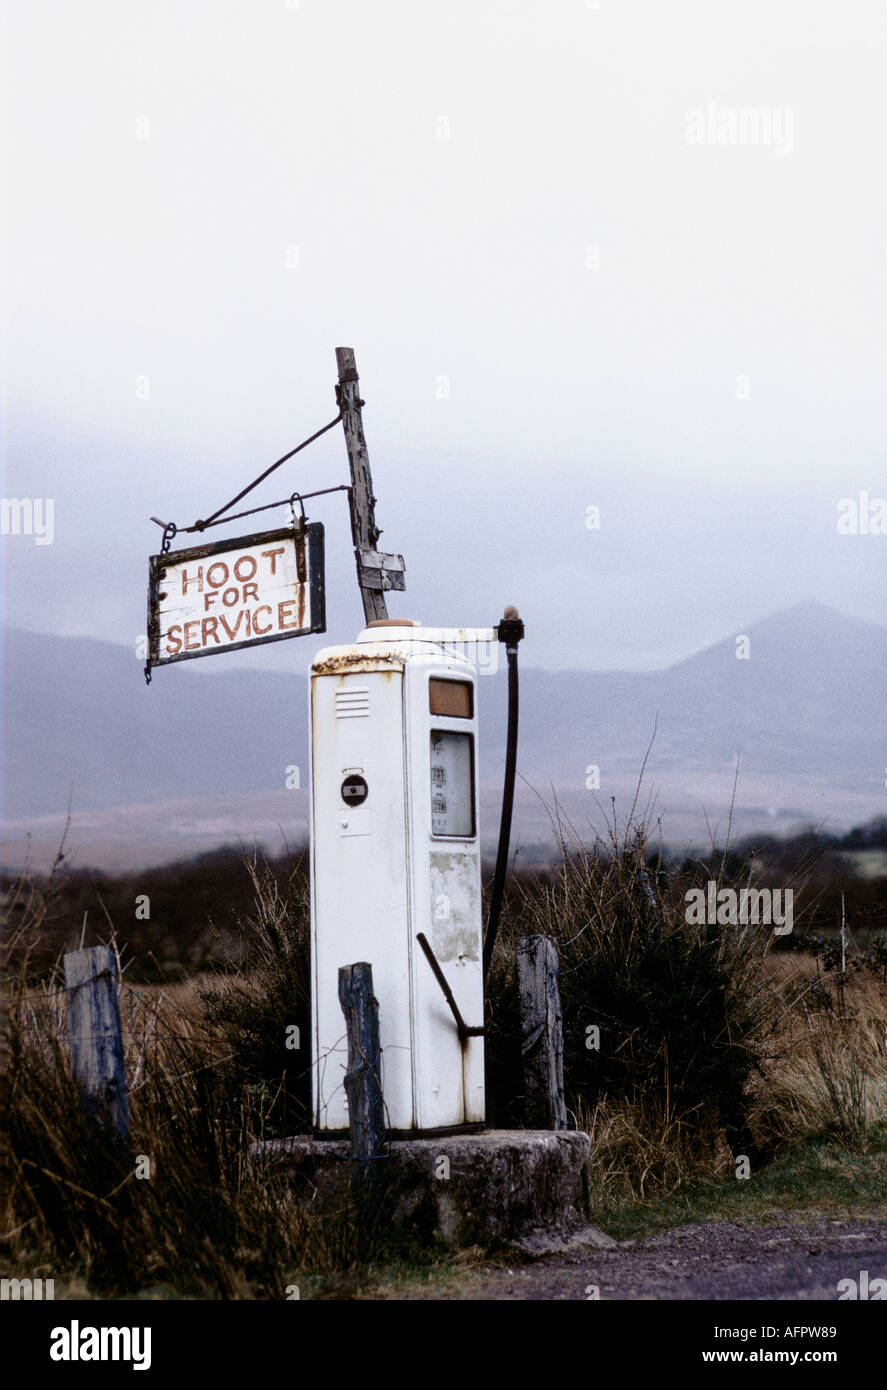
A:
[147,521,325,671]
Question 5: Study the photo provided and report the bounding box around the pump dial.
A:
[341,774,368,806]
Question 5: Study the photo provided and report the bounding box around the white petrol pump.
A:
[309,617,520,1135]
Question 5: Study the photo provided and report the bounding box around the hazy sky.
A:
[3,0,885,674]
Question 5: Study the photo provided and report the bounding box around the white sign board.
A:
[147,522,324,670]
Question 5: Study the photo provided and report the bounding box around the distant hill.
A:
[2,602,884,870]
[478,600,885,786]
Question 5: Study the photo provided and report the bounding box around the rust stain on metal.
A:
[296,550,306,629]
[312,650,404,676]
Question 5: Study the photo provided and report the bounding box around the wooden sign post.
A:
[335,347,405,624]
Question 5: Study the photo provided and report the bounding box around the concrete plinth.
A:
[254,1129,614,1255]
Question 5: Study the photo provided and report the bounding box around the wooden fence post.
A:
[64,945,130,1146]
[338,962,386,1187]
[518,934,568,1130]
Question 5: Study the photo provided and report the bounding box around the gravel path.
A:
[362,1218,887,1300]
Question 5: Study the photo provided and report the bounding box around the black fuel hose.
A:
[483,608,524,981]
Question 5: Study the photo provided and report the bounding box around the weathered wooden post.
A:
[64,945,130,1145]
[518,934,568,1130]
[335,346,406,623]
[338,962,386,1187]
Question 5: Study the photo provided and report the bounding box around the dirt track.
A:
[362,1218,887,1300]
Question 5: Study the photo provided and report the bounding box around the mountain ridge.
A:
[3,602,884,868]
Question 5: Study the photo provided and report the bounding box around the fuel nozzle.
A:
[495,605,525,651]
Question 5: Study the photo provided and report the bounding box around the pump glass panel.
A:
[430,731,475,837]
[429,678,473,719]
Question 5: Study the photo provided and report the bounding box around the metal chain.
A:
[144,409,347,687]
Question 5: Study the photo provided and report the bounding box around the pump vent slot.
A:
[335,688,370,718]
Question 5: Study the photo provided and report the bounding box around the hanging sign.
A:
[146,522,325,672]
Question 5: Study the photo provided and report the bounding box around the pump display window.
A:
[430,730,476,837]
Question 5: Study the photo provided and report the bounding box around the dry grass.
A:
[1,857,424,1297]
[575,945,887,1223]
[747,952,887,1154]
[3,816,885,1296]
[487,804,784,1181]
[490,800,887,1208]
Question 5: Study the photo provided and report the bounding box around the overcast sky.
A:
[3,0,885,674]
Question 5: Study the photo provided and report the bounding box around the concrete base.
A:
[254,1129,615,1255]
